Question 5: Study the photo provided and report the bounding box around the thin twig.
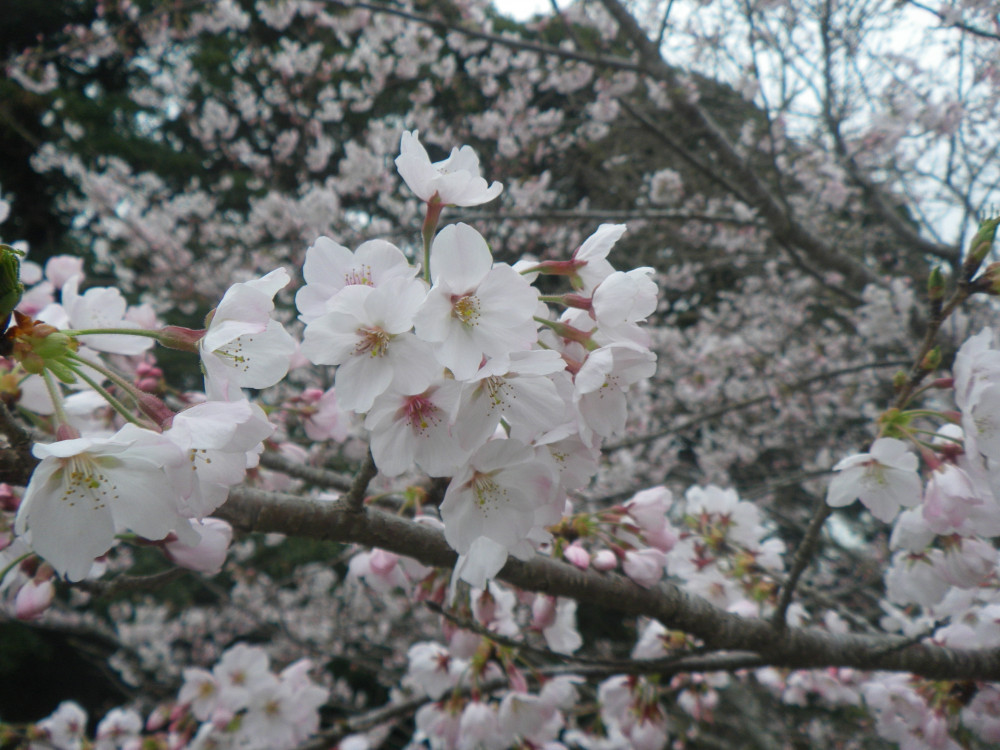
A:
[769,500,833,630]
[342,448,378,512]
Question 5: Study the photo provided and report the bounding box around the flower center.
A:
[355,326,390,357]
[483,375,510,411]
[344,264,374,286]
[218,334,253,372]
[61,455,117,512]
[452,294,481,327]
[470,470,507,513]
[403,394,441,435]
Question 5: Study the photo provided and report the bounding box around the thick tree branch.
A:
[217,487,1000,682]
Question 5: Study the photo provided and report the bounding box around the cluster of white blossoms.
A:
[26,644,328,750]
[297,130,658,586]
[5,130,656,593]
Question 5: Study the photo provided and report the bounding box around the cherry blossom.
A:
[365,381,467,477]
[57,275,154,355]
[15,425,197,581]
[295,237,417,324]
[199,268,296,397]
[300,277,439,412]
[414,222,539,380]
[826,437,923,523]
[395,130,503,206]
[441,438,560,586]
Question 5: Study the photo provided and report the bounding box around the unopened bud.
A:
[927,266,945,302]
[892,370,908,391]
[921,346,942,371]
[971,261,1000,296]
[0,244,24,332]
[962,215,1000,279]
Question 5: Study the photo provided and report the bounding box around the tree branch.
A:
[597,0,884,291]
[217,487,1000,681]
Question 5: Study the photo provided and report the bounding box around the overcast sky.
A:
[493,0,556,20]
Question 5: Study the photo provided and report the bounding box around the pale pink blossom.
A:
[300,278,439,412]
[14,578,54,620]
[36,701,88,750]
[826,437,922,522]
[453,349,567,447]
[295,237,416,324]
[164,518,233,575]
[592,267,658,343]
[574,342,657,438]
[592,549,618,571]
[623,548,667,588]
[16,424,197,581]
[414,223,539,380]
[536,596,582,655]
[364,381,467,477]
[395,130,503,206]
[405,642,467,700]
[94,708,143,750]
[200,268,296,397]
[564,541,591,569]
[441,438,560,586]
[348,548,410,593]
[59,275,154,355]
[572,224,624,292]
[45,255,85,288]
[165,399,274,517]
[299,386,352,442]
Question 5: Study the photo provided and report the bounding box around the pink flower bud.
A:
[592,549,618,571]
[0,483,20,512]
[563,542,591,570]
[369,549,399,577]
[531,594,558,630]
[15,579,54,620]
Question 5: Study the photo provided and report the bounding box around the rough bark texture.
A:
[219,487,1000,681]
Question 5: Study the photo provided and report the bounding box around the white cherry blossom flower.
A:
[441,438,559,586]
[826,437,922,523]
[295,237,416,324]
[37,702,88,750]
[301,277,438,412]
[94,707,143,750]
[165,399,274,517]
[200,268,296,398]
[414,223,538,380]
[364,381,466,477]
[395,130,502,206]
[592,267,658,344]
[573,341,657,439]
[164,518,233,575]
[453,349,567,447]
[15,424,197,581]
[405,642,467,700]
[572,223,625,291]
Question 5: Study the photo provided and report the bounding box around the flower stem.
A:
[64,327,163,340]
[40,369,71,429]
[64,359,148,427]
[421,196,445,283]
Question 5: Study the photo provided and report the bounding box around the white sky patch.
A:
[493,0,559,20]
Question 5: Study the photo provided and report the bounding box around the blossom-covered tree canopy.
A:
[1,0,1000,748]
